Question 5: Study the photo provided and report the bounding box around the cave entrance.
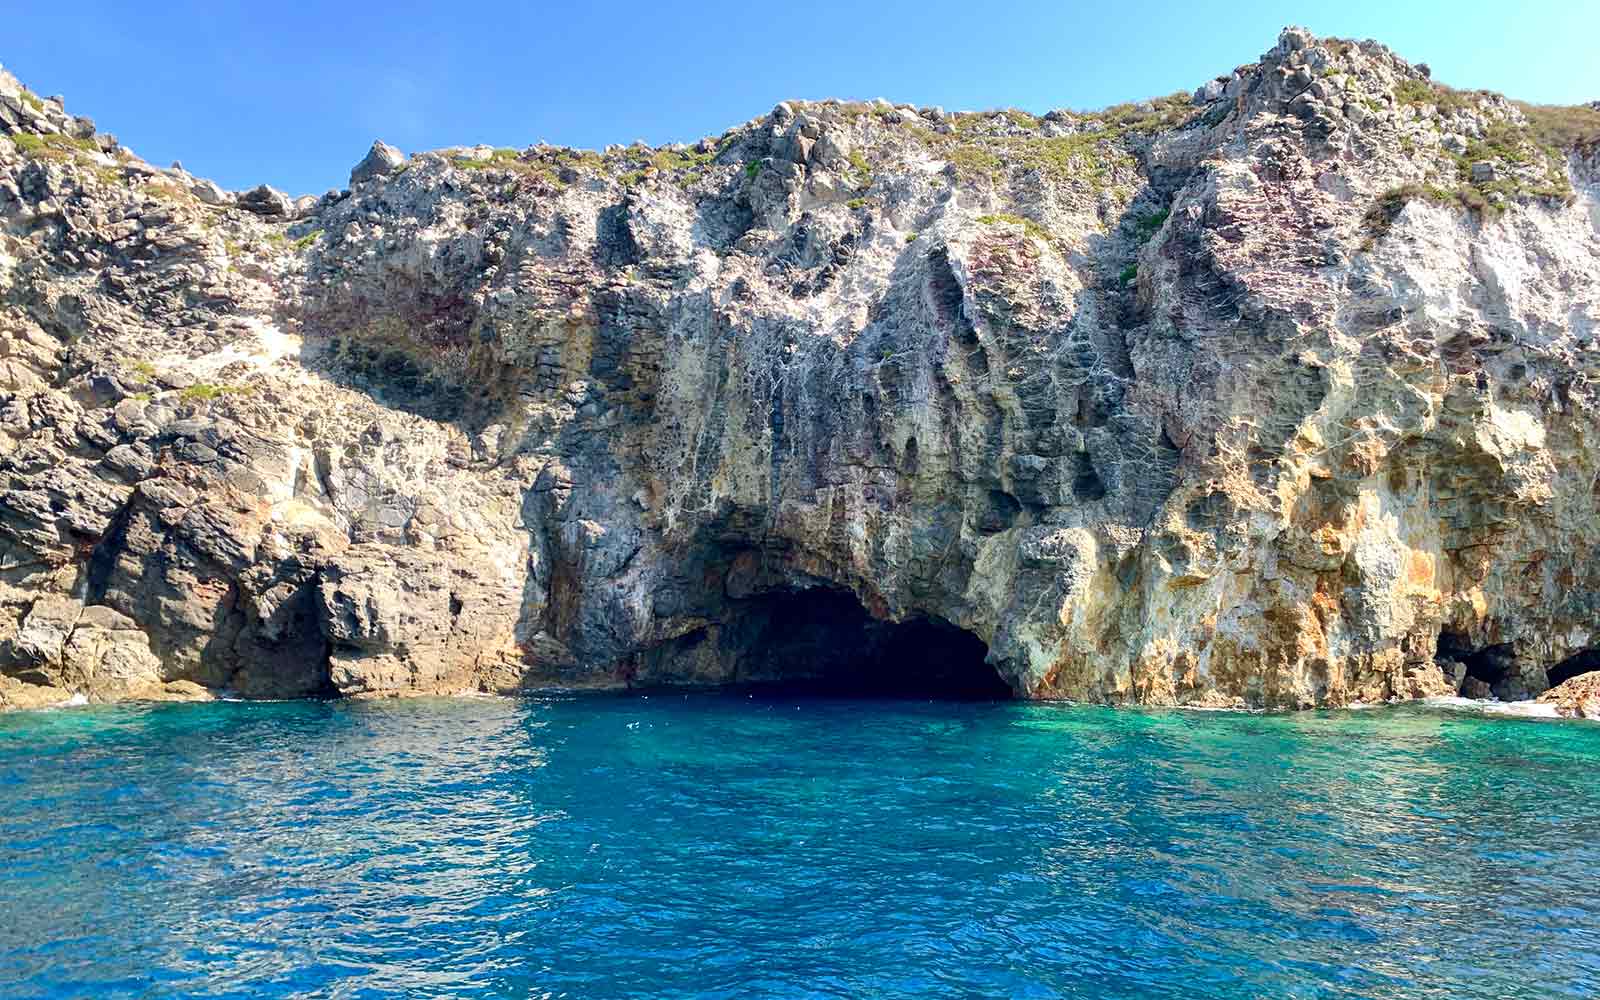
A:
[1547,649,1600,688]
[1437,631,1516,697]
[729,588,1012,700]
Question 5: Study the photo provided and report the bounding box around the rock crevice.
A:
[2,29,1600,709]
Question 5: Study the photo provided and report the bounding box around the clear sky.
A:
[8,0,1598,195]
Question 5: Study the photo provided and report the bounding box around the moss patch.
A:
[1392,80,1501,120]
[1514,101,1600,153]
[977,212,1053,244]
[942,144,1004,181]
[1132,208,1169,241]
[179,383,247,402]
[454,147,571,189]
[847,148,873,186]
[621,146,720,188]
[1361,182,1463,244]
[454,147,523,170]
[9,131,97,162]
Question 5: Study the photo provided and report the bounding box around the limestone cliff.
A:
[4,27,1600,710]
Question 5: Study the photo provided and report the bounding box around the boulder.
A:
[1276,25,1315,55]
[0,64,21,102]
[1538,672,1600,719]
[813,129,853,170]
[1194,79,1226,104]
[349,139,405,185]
[9,596,83,669]
[0,674,69,710]
[59,606,164,699]
[238,184,292,217]
[191,178,230,205]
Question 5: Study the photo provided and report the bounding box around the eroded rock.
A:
[1,29,1599,711]
[1539,672,1600,719]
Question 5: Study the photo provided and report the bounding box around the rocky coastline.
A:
[4,28,1600,716]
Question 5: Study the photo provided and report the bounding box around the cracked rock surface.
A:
[3,27,1600,710]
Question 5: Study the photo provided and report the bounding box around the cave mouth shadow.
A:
[1548,648,1600,688]
[717,588,1014,701]
[1438,631,1515,690]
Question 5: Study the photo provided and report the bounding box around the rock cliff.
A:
[4,27,1600,710]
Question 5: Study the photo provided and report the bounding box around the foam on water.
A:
[1422,695,1564,719]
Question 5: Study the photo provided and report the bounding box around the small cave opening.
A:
[724,588,1013,700]
[1072,454,1107,502]
[1547,649,1600,688]
[1437,630,1517,697]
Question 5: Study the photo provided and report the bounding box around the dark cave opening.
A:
[1547,649,1600,688]
[727,588,1013,700]
[1437,631,1517,695]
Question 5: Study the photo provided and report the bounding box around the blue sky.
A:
[8,1,1598,195]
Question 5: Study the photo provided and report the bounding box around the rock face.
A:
[2,30,1600,710]
[1539,671,1600,719]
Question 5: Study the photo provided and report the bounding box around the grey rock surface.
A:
[238,184,291,216]
[2,28,1600,710]
[349,140,405,186]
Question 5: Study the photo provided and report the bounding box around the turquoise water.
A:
[1,696,1598,999]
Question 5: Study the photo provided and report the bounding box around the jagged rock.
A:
[317,545,524,696]
[0,674,69,710]
[9,596,83,670]
[191,178,229,205]
[0,64,22,102]
[1539,672,1600,718]
[1,28,1600,711]
[1194,79,1226,104]
[58,605,165,699]
[238,184,291,216]
[349,140,405,185]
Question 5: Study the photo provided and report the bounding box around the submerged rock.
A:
[1,28,1600,710]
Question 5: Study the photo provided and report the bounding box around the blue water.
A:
[2,696,1598,999]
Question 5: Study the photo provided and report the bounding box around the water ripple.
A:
[1,696,1597,998]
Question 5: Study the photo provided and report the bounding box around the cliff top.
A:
[3,26,1597,214]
